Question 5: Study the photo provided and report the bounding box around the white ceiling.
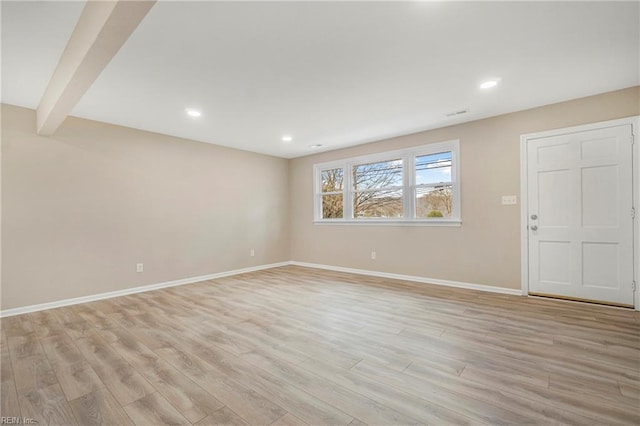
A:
[2,1,84,109]
[2,1,639,158]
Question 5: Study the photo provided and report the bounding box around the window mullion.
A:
[354,185,403,194]
[344,163,353,220]
[404,153,414,220]
[415,182,452,189]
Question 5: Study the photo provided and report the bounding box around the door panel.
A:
[581,165,618,227]
[582,242,618,289]
[538,241,571,285]
[527,125,634,306]
[538,170,570,227]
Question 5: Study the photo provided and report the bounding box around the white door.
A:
[527,124,634,307]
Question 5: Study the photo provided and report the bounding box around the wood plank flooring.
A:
[1,265,638,425]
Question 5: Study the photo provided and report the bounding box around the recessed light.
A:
[310,144,323,149]
[282,135,293,142]
[480,80,499,89]
[185,108,201,118]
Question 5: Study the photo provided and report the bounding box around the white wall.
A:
[1,105,290,310]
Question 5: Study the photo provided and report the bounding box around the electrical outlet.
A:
[136,263,143,273]
[250,249,255,257]
[502,195,517,205]
[371,251,376,260]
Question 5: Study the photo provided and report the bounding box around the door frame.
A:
[520,116,639,310]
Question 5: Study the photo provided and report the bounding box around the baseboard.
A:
[289,261,523,296]
[0,261,292,318]
[0,260,523,317]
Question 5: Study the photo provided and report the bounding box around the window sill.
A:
[313,219,462,227]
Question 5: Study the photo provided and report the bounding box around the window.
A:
[353,158,403,218]
[313,140,460,225]
[320,168,344,219]
[415,151,453,219]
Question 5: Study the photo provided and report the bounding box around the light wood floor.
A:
[1,266,639,425]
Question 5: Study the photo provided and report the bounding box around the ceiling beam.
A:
[36,0,156,136]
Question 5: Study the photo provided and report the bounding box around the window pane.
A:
[354,190,403,218]
[416,185,453,218]
[416,152,452,185]
[322,194,343,218]
[321,168,343,192]
[353,159,403,191]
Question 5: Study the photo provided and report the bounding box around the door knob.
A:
[530,225,538,231]
[531,214,538,220]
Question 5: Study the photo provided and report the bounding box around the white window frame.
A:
[313,139,461,226]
